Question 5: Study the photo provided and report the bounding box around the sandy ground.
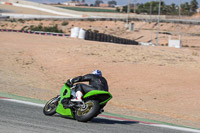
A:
[0,32,200,128]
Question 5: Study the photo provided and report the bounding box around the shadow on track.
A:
[52,114,139,125]
[90,117,139,125]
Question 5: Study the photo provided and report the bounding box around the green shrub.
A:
[9,19,17,22]
[21,26,28,31]
[30,24,43,31]
[18,19,25,23]
[61,21,69,26]
[29,24,63,33]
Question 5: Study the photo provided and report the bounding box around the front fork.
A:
[52,95,61,103]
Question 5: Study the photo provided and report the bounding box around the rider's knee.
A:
[74,84,83,92]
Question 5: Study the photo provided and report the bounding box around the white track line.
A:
[1,98,200,133]
[149,124,200,133]
[1,98,44,107]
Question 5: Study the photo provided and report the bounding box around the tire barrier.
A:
[0,29,69,37]
[85,31,139,45]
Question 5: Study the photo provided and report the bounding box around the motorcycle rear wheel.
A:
[43,96,60,116]
[75,100,100,122]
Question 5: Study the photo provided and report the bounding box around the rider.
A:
[66,70,109,102]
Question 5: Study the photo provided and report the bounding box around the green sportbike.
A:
[43,84,112,122]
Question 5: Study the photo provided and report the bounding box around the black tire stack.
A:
[85,30,138,45]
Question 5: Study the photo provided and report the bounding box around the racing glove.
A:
[66,79,73,87]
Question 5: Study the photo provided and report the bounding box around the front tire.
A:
[43,96,60,116]
[75,100,100,122]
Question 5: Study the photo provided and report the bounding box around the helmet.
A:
[92,70,102,76]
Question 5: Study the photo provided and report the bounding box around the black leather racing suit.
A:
[71,74,109,94]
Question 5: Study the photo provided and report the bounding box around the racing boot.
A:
[71,91,83,102]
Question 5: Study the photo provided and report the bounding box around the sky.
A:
[29,0,200,7]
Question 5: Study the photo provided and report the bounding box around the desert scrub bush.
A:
[43,24,63,33]
[93,30,99,33]
[61,21,69,26]
[192,51,199,56]
[182,45,189,47]
[30,24,63,33]
[21,26,28,31]
[18,19,25,23]
[9,19,17,22]
[30,24,43,31]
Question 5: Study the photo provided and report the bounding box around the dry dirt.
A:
[0,32,200,128]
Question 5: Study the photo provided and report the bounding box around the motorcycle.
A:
[43,83,112,122]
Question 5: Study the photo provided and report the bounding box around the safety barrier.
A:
[85,31,139,45]
[0,29,69,37]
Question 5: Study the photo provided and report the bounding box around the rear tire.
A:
[43,96,60,116]
[75,100,100,122]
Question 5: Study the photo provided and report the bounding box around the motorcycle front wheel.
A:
[43,96,60,116]
[75,100,100,122]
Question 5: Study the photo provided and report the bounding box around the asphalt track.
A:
[1,99,198,133]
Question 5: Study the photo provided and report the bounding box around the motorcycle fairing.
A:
[56,84,74,118]
[56,84,112,118]
[83,90,112,105]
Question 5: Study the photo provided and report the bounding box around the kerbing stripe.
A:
[100,114,154,124]
[150,124,200,133]
[0,96,10,99]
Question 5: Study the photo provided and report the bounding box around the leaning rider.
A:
[66,70,109,102]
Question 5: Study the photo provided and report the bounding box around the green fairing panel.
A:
[56,103,74,118]
[56,84,74,118]
[60,84,71,99]
[83,90,112,105]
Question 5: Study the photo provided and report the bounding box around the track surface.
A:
[0,99,193,133]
